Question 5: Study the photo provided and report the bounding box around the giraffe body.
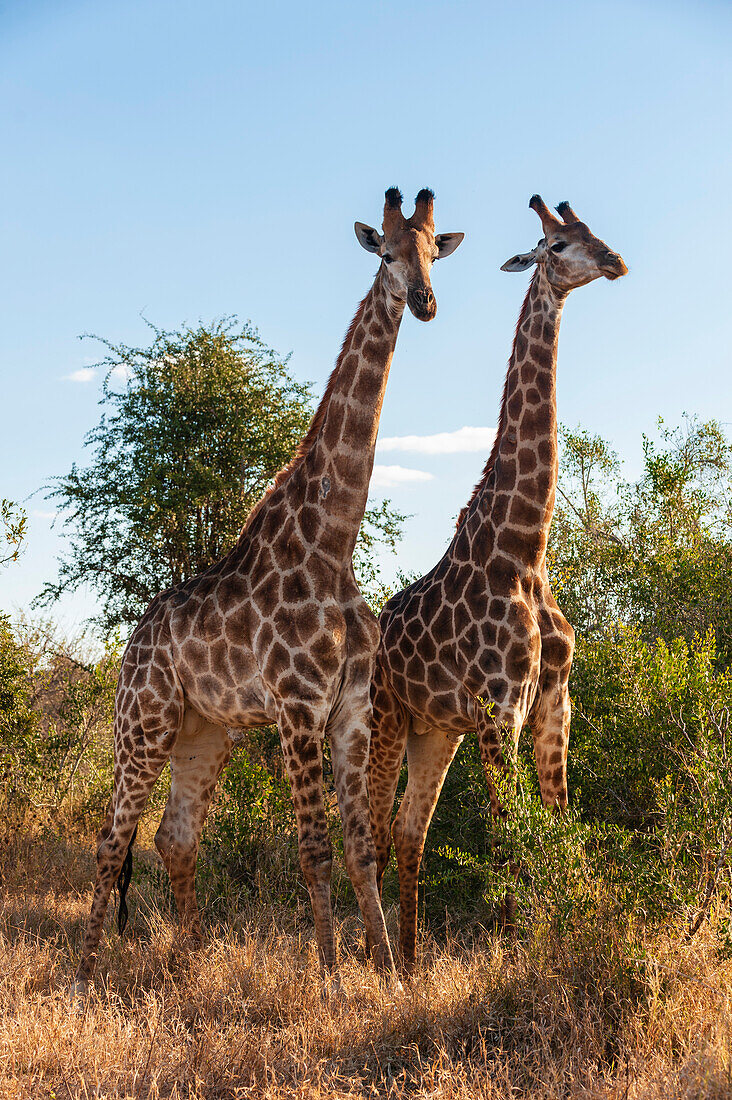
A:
[368,196,627,970]
[74,188,464,993]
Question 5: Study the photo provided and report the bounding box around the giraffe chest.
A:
[382,568,550,730]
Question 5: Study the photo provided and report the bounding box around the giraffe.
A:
[368,195,627,970]
[72,187,464,995]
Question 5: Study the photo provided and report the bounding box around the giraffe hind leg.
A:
[74,670,183,992]
[74,735,172,992]
[529,675,571,810]
[368,658,410,903]
[364,658,409,962]
[116,822,138,935]
[154,713,232,941]
[475,702,526,933]
[85,796,134,938]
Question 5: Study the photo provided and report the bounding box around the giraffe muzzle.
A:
[599,252,628,280]
[407,287,437,322]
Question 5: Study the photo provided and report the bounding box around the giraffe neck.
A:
[296,266,405,560]
[466,266,566,571]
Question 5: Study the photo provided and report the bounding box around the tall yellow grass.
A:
[2,830,731,1099]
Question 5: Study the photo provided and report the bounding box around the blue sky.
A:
[1,0,730,634]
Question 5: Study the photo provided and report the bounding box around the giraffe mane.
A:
[243,292,370,529]
[454,272,537,531]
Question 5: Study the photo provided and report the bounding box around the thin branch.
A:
[687,823,731,939]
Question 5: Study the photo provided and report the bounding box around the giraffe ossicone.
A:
[368,195,627,972]
[72,187,464,995]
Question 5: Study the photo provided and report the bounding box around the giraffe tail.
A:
[115,824,138,936]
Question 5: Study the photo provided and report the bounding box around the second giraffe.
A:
[368,195,627,971]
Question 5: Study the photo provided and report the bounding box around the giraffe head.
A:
[501,195,627,291]
[355,188,464,321]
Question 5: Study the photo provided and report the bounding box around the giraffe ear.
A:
[354,222,383,254]
[435,232,465,258]
[500,248,538,272]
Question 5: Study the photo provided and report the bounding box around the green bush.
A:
[413,627,732,939]
[0,614,39,824]
[198,729,301,912]
[0,616,119,832]
[570,625,732,828]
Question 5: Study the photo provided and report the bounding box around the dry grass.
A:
[2,830,732,1099]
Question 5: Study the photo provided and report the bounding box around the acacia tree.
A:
[38,318,405,633]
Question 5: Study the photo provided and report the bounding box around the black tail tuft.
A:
[115,824,138,936]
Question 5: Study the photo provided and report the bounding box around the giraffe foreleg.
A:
[328,687,397,980]
[277,710,336,975]
[392,726,463,973]
[154,714,233,941]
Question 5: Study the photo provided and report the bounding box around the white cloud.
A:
[370,464,434,489]
[64,363,131,384]
[32,509,57,520]
[377,425,496,455]
[65,367,97,383]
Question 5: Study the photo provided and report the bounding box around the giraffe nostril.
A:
[599,251,628,278]
[408,286,437,320]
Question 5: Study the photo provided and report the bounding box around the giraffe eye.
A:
[383,253,394,264]
[551,242,567,253]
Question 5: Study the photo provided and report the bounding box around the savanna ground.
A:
[3,815,732,1100]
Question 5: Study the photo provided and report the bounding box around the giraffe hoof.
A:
[373,964,403,994]
[322,971,345,1002]
[397,963,419,989]
[69,978,89,1010]
[182,927,204,949]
